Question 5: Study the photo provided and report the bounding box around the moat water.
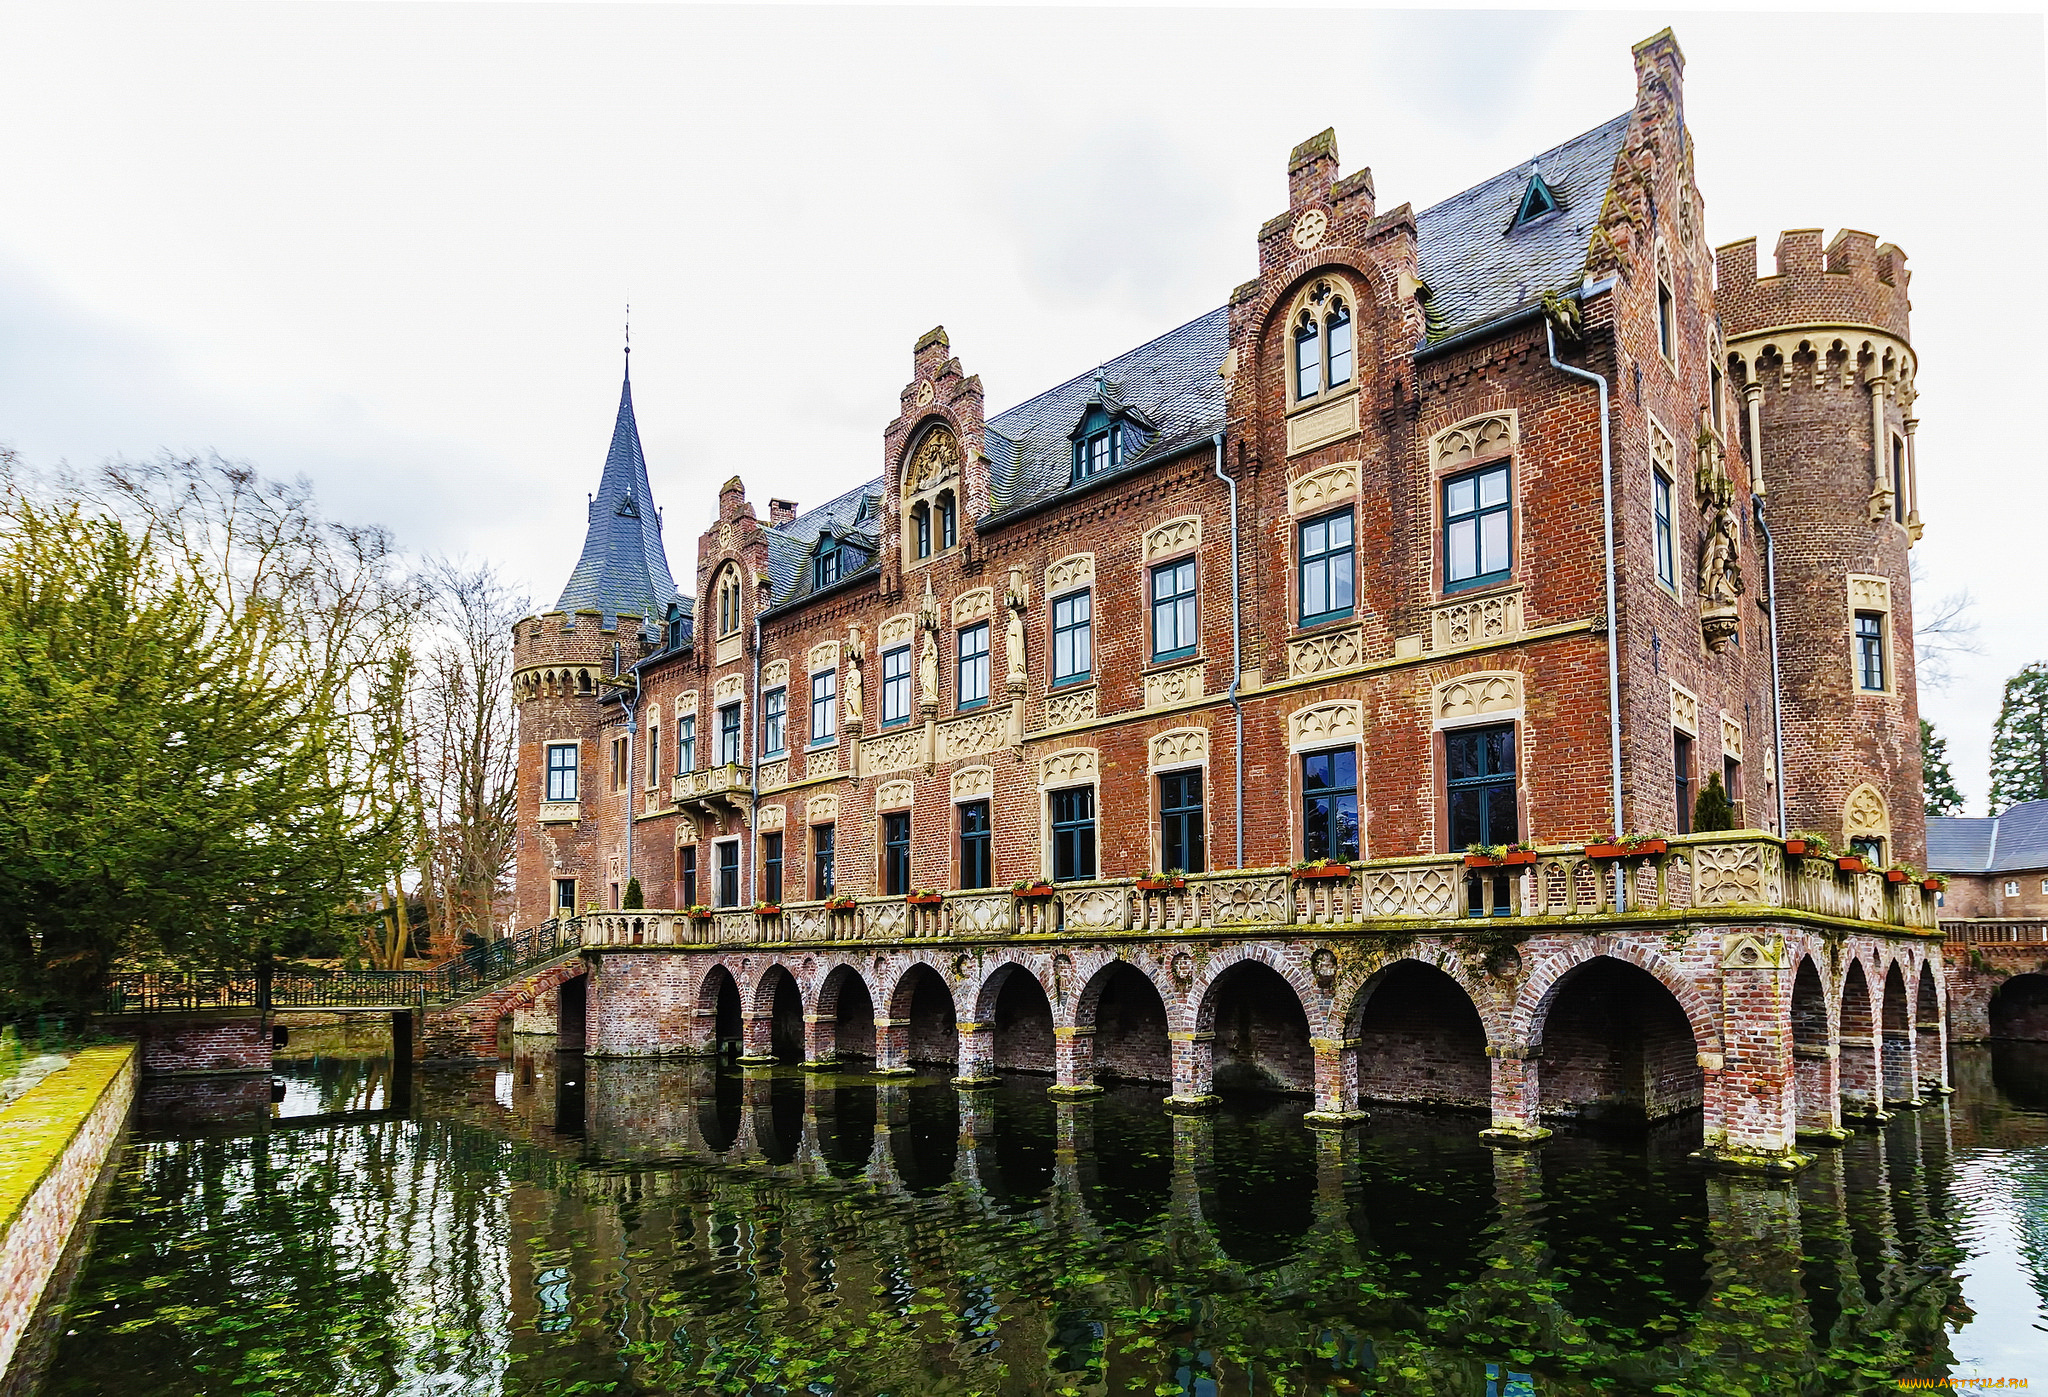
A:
[30,1042,2048,1396]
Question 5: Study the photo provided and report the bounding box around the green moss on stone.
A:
[0,1044,136,1251]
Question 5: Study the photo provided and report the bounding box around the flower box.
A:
[1588,839,1668,860]
[906,894,943,906]
[1136,878,1187,891]
[687,911,714,923]
[1504,851,1538,866]
[753,905,782,917]
[824,898,858,912]
[1921,878,1945,893]
[1584,844,1627,860]
[1013,884,1055,899]
[1834,857,1867,875]
[1784,839,1812,856]
[1884,869,1911,884]
[1291,864,1353,881]
[1464,854,1504,869]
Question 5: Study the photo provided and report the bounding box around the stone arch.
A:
[1075,959,1172,1086]
[748,961,807,1063]
[1525,953,1704,1124]
[1990,973,2048,1042]
[1514,942,1718,1056]
[1838,959,1879,1115]
[478,959,590,1054]
[975,961,1055,1075]
[1345,957,1491,1110]
[887,959,959,1067]
[815,962,879,1063]
[1915,958,1948,1096]
[1881,959,1916,1104]
[1791,955,1838,1136]
[1194,949,1316,1096]
[696,963,743,1057]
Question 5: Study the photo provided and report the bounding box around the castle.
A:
[494,31,1944,1171]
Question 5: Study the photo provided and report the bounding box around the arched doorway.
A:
[698,964,743,1058]
[1990,973,2048,1042]
[1203,960,1313,1096]
[751,964,805,1063]
[1349,961,1489,1109]
[1536,956,1701,1124]
[817,965,877,1064]
[1791,956,1837,1135]
[1915,962,1945,1096]
[891,963,958,1066]
[1838,960,1878,1116]
[981,964,1054,1075]
[1080,962,1171,1085]
[1881,961,1916,1105]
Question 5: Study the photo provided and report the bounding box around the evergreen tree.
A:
[1692,771,1735,833]
[1989,662,2048,812]
[623,877,644,910]
[1921,719,1966,817]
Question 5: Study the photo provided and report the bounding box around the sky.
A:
[1,4,2042,814]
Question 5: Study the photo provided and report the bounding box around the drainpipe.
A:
[749,611,763,906]
[616,643,641,895]
[1747,382,1789,836]
[1211,432,1243,870]
[1546,323,1626,862]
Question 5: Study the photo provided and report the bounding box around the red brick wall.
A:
[125,1014,271,1076]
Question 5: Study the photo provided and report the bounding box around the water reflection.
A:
[35,1043,2048,1397]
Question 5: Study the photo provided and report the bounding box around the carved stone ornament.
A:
[1669,680,1700,737]
[905,426,959,492]
[676,816,698,841]
[860,728,924,778]
[1434,672,1520,725]
[953,587,993,627]
[937,709,1006,762]
[951,765,993,802]
[1844,783,1889,838]
[1289,628,1362,678]
[1143,516,1202,563]
[1432,414,1515,470]
[1291,208,1328,251]
[756,805,784,832]
[713,672,745,705]
[878,612,916,651]
[843,626,863,725]
[1150,727,1209,771]
[1040,747,1100,789]
[1045,553,1094,595]
[808,792,839,824]
[876,779,913,811]
[1720,932,1788,970]
[1288,461,1360,516]
[1003,567,1029,689]
[1044,688,1096,728]
[1721,713,1743,763]
[677,690,699,716]
[808,640,840,674]
[915,379,936,408]
[1433,591,1523,651]
[1847,574,1891,613]
[1144,663,1204,711]
[761,661,789,690]
[757,760,788,790]
[1289,700,1363,749]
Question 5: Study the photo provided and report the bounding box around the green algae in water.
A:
[34,1045,2048,1397]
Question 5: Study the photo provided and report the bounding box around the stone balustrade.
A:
[1942,918,2048,945]
[579,833,1939,949]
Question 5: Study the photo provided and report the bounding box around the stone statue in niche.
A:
[1003,566,1029,691]
[917,575,940,710]
[1696,434,1743,651]
[905,426,959,493]
[843,623,865,727]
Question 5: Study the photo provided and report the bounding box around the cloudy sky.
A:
[2,5,2041,812]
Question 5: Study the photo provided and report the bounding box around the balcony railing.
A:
[672,763,750,812]
[1942,918,2048,945]
[579,833,1940,949]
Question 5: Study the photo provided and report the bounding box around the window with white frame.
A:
[545,744,578,802]
[882,645,912,726]
[1052,589,1092,685]
[763,688,786,757]
[1653,469,1677,590]
[957,623,990,709]
[811,669,837,745]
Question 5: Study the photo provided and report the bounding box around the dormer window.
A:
[1290,279,1354,406]
[1075,425,1120,482]
[815,535,845,589]
[1510,174,1559,230]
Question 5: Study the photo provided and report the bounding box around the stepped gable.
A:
[553,361,686,634]
[1715,228,1911,340]
[1413,112,1632,345]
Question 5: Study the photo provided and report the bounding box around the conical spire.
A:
[553,353,682,633]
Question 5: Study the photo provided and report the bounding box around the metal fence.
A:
[103,919,584,1014]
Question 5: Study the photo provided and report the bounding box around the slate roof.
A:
[762,478,884,611]
[554,364,687,635]
[1414,111,1632,345]
[1928,800,2048,874]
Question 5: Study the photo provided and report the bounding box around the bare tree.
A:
[1910,555,1981,692]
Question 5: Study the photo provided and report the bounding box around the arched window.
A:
[1289,277,1355,406]
[1325,300,1352,389]
[913,502,931,560]
[901,424,961,571]
[938,491,957,550]
[1294,311,1321,400]
[716,567,742,638]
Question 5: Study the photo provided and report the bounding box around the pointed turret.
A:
[553,356,682,634]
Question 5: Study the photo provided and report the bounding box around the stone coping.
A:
[0,1044,135,1248]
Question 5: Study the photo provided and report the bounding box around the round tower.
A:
[1716,228,1923,865]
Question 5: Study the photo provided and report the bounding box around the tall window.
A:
[1446,724,1518,850]
[813,825,836,898]
[1052,589,1092,686]
[815,537,844,589]
[763,688,786,757]
[1724,755,1742,811]
[762,833,783,905]
[1657,267,1676,361]
[1653,471,1676,589]
[957,623,990,709]
[881,646,912,727]
[1710,362,1725,429]
[1855,613,1886,691]
[938,492,957,550]
[1891,436,1907,524]
[914,503,932,560]
[1051,787,1097,882]
[717,568,742,637]
[1160,769,1206,874]
[1444,462,1511,591]
[716,841,740,907]
[1325,301,1352,389]
[717,703,741,766]
[1298,509,1355,625]
[610,736,629,792]
[545,744,578,802]
[1294,311,1321,400]
[554,877,577,915]
[678,847,696,909]
[1150,559,1197,661]
[883,812,912,895]
[960,800,992,889]
[1674,731,1695,835]
[646,723,661,787]
[811,670,837,744]
[1302,749,1359,862]
[677,715,695,774]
